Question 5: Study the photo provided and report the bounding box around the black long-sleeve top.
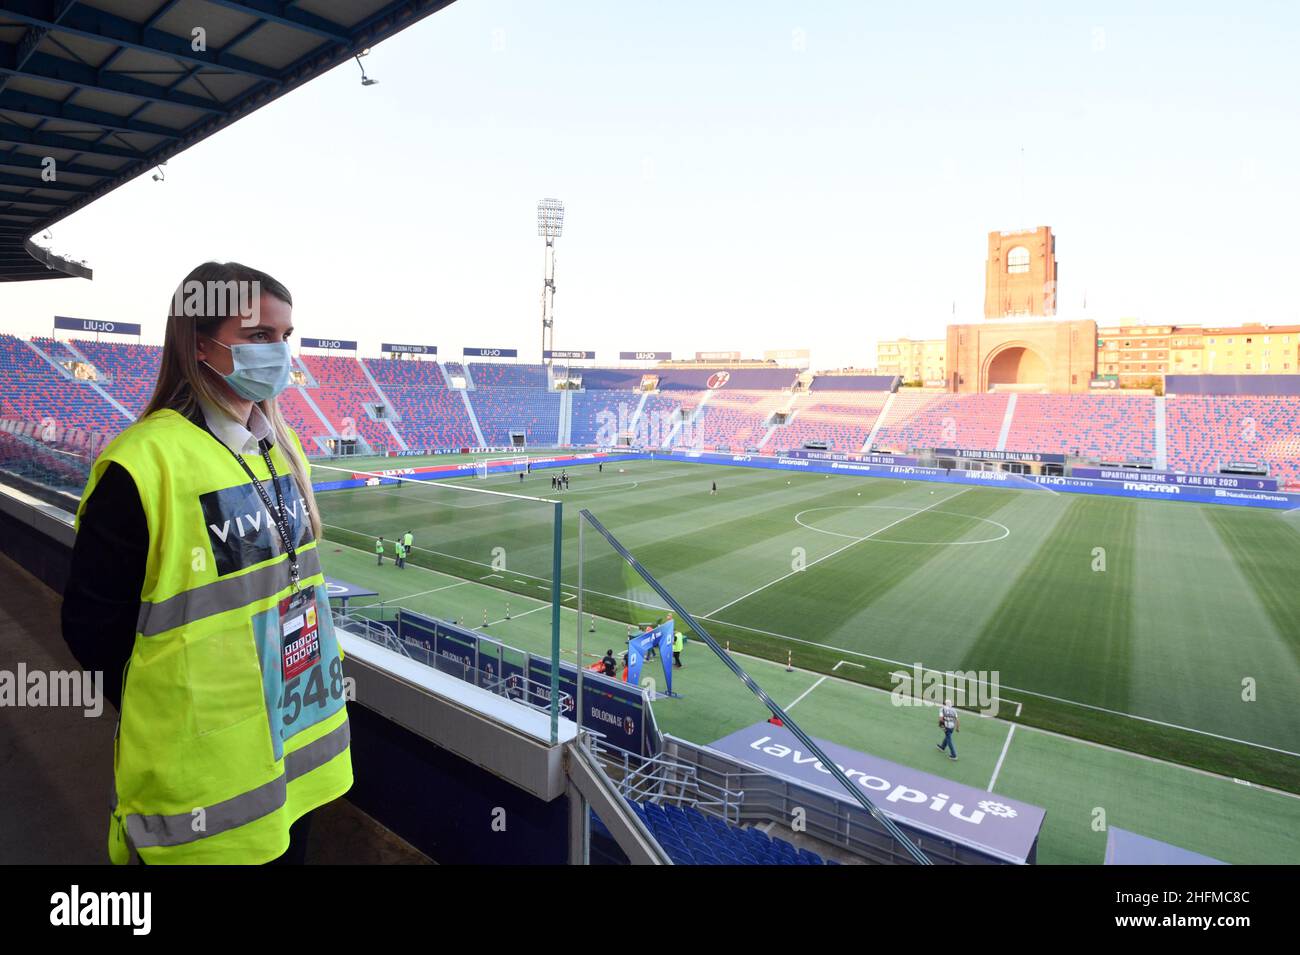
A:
[61,460,147,713]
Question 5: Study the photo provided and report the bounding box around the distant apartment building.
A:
[876,338,947,385]
[1097,324,1300,383]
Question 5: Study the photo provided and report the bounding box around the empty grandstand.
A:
[773,387,891,454]
[5,335,1299,488]
[1167,395,1300,488]
[468,364,562,446]
[365,357,479,450]
[1005,394,1156,462]
[872,391,1009,453]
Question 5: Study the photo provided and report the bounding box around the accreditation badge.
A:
[280,589,321,681]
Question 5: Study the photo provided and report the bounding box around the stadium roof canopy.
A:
[0,0,456,282]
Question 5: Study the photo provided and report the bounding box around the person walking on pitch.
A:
[936,699,959,760]
[394,540,406,569]
[375,536,385,565]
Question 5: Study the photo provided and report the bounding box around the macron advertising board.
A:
[1071,467,1278,492]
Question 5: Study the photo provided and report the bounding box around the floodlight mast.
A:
[537,198,564,365]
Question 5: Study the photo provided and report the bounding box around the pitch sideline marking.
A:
[785,675,827,712]
[385,580,471,602]
[987,724,1017,792]
[488,604,548,627]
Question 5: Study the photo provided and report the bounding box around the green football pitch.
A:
[311,453,1300,864]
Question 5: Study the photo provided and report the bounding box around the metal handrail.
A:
[589,735,744,824]
[332,610,409,657]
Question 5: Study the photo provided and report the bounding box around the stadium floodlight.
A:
[537,199,564,363]
[537,198,564,238]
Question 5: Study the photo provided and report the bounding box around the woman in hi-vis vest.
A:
[62,261,353,864]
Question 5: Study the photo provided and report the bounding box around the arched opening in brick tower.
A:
[986,345,1047,391]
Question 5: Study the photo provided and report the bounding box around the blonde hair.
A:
[142,261,322,540]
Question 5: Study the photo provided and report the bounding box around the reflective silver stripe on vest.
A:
[136,547,322,637]
[125,718,350,850]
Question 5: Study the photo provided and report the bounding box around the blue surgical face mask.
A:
[204,337,293,402]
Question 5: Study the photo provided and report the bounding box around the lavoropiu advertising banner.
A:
[710,722,1045,864]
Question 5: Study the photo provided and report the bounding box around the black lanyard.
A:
[225,441,301,589]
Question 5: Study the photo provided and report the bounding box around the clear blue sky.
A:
[3,0,1298,369]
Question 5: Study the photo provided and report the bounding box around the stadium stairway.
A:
[756,390,801,449]
[467,365,561,447]
[298,354,395,453]
[666,390,713,448]
[1002,394,1157,461]
[1154,396,1168,469]
[769,390,889,455]
[460,389,486,447]
[694,389,792,452]
[64,338,158,420]
[356,358,408,452]
[556,388,573,445]
[864,391,895,450]
[288,384,340,448]
[872,392,1008,452]
[0,335,130,437]
[570,389,641,446]
[995,394,1018,451]
[628,390,650,439]
[361,358,479,451]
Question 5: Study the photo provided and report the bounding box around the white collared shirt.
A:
[196,395,275,457]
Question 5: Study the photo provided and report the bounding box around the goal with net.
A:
[476,455,531,478]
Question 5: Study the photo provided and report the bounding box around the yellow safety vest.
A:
[78,408,352,864]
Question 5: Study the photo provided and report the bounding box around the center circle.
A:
[793,504,1010,546]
